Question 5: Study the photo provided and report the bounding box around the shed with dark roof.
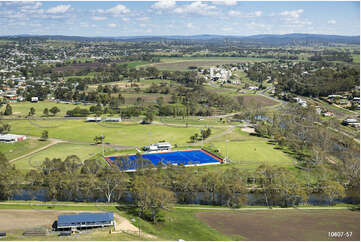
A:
[57,212,114,230]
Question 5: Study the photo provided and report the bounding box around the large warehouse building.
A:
[57,212,115,230]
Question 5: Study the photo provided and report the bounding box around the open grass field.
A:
[0,101,82,118]
[14,143,103,170]
[207,128,294,169]
[352,54,360,63]
[137,208,237,241]
[5,119,223,147]
[120,93,172,105]
[140,57,274,71]
[156,116,231,126]
[0,139,50,161]
[5,120,296,171]
[196,209,360,241]
[125,60,150,68]
[212,140,293,170]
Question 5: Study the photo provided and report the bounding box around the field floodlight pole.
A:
[101,134,105,157]
[201,128,204,146]
[226,140,228,163]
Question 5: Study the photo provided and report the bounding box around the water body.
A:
[12,189,359,206]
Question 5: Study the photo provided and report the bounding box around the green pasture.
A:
[352,54,360,63]
[207,128,294,170]
[0,101,83,117]
[212,140,294,170]
[14,143,104,170]
[139,57,275,71]
[158,56,276,62]
[156,116,230,126]
[0,139,50,161]
[125,60,150,68]
[5,119,224,147]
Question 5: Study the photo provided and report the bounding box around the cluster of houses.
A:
[315,106,335,117]
[0,75,62,103]
[326,92,360,109]
[210,67,232,82]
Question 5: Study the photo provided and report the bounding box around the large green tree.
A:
[4,104,12,116]
[0,153,21,200]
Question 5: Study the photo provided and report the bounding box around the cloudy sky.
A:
[0,1,359,36]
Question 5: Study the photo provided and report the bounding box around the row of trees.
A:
[43,106,60,116]
[253,103,360,190]
[189,128,212,143]
[0,152,350,219]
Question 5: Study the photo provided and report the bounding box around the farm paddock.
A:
[0,209,70,232]
[196,209,360,241]
[0,209,147,240]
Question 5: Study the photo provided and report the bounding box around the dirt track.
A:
[0,209,81,232]
[196,209,360,241]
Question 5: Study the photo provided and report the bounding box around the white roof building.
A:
[104,117,122,122]
[86,117,102,122]
[0,134,26,143]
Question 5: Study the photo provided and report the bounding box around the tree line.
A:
[0,149,351,223]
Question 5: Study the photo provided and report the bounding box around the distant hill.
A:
[1,33,359,45]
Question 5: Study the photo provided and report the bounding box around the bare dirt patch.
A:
[0,209,83,232]
[241,127,255,133]
[196,209,360,241]
[113,214,156,239]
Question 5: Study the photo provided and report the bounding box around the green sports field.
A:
[207,128,294,170]
[5,119,224,147]
[213,140,293,170]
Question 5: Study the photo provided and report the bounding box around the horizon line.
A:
[1,33,360,38]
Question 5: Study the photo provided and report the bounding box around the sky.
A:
[0,1,359,36]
